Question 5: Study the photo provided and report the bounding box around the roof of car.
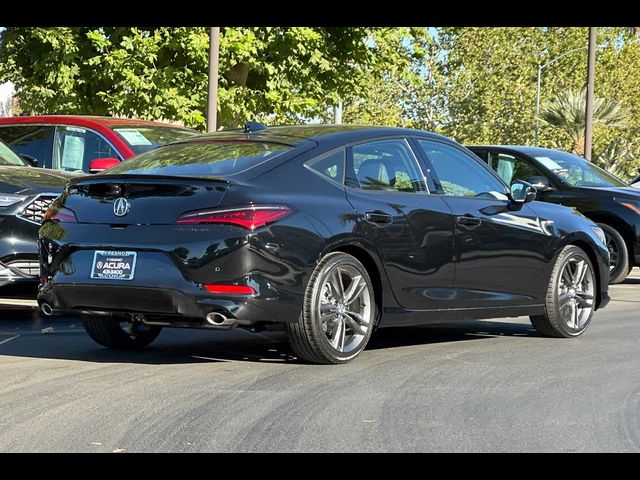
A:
[0,115,195,130]
[468,145,569,157]
[181,124,451,147]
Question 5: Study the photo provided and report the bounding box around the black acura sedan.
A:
[469,145,640,284]
[38,125,610,364]
[0,138,74,296]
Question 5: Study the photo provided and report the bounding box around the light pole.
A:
[535,46,590,146]
[333,100,343,124]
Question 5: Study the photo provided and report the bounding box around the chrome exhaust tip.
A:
[205,312,236,328]
[40,303,54,316]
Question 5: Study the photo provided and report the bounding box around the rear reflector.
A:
[43,207,77,223]
[203,284,256,295]
[176,205,291,230]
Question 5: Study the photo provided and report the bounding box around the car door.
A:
[344,138,457,310]
[478,148,564,203]
[416,139,550,308]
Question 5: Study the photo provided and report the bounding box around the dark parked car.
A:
[0,115,197,174]
[0,138,75,296]
[469,145,640,284]
[38,125,610,364]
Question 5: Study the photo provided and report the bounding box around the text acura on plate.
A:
[37,124,611,364]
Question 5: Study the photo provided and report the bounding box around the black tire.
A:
[81,314,162,349]
[598,223,630,284]
[286,252,376,364]
[530,245,596,338]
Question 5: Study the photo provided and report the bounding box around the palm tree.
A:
[539,88,630,157]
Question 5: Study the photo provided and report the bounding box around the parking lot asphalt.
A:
[1,272,639,452]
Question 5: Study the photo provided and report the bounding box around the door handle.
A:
[364,211,393,225]
[456,215,482,229]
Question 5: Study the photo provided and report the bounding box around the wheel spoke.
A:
[344,314,367,336]
[571,260,583,284]
[330,318,346,351]
[342,275,366,306]
[574,296,593,308]
[561,267,573,286]
[321,312,337,324]
[576,260,588,285]
[575,291,594,308]
[327,270,343,299]
[572,302,579,329]
[345,309,369,327]
[558,293,572,310]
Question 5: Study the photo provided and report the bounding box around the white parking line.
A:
[0,335,20,345]
[0,298,38,307]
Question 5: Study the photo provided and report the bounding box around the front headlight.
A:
[0,195,27,207]
[591,225,607,246]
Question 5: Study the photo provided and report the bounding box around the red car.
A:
[0,115,198,174]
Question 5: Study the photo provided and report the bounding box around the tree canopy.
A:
[0,27,429,130]
[2,27,640,179]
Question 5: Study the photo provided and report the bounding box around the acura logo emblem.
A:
[113,197,131,217]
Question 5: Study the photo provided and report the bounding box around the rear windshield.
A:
[112,126,198,154]
[103,141,291,177]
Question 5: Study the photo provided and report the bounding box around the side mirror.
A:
[20,154,38,167]
[526,175,553,192]
[89,157,120,174]
[510,180,537,206]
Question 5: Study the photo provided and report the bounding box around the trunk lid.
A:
[63,175,230,225]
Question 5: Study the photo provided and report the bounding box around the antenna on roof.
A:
[244,121,268,133]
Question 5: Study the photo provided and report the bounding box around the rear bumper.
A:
[37,281,296,326]
[37,221,318,325]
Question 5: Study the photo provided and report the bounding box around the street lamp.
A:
[534,46,590,146]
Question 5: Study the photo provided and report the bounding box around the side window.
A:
[417,140,507,198]
[487,152,545,185]
[0,125,55,167]
[305,148,345,183]
[350,139,427,194]
[52,126,120,173]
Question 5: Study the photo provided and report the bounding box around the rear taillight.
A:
[43,207,77,223]
[204,284,256,295]
[176,205,291,230]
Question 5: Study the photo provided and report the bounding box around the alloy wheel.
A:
[318,264,372,354]
[557,253,595,331]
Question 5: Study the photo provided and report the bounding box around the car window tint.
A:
[306,149,345,183]
[0,125,55,167]
[52,126,120,173]
[487,152,545,185]
[104,141,291,177]
[350,139,427,194]
[418,140,507,198]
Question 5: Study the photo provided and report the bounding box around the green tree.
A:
[540,88,630,156]
[0,27,428,131]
